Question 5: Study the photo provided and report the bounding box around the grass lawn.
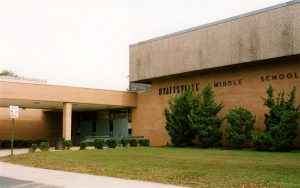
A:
[1,147,300,187]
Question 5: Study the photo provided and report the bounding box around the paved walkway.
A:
[0,147,86,157]
[0,149,186,188]
[0,176,61,188]
[0,148,29,157]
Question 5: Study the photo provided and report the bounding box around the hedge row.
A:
[0,139,47,149]
[121,138,150,147]
[80,138,150,150]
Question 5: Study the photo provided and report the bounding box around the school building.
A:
[1,1,300,147]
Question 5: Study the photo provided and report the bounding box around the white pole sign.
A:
[9,106,19,119]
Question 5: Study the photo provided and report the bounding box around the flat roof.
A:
[0,76,47,84]
[0,81,137,111]
[130,0,299,48]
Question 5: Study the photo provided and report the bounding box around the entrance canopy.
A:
[0,81,137,140]
[0,81,137,111]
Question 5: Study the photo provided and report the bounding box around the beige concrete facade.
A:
[130,1,300,83]
[129,1,300,148]
[131,57,300,147]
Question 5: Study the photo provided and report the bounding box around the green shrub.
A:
[225,108,255,148]
[138,139,150,146]
[130,138,138,147]
[1,140,11,148]
[39,142,49,151]
[164,88,199,146]
[64,140,73,150]
[35,139,47,145]
[14,140,25,148]
[1,140,20,148]
[80,141,88,150]
[0,139,47,149]
[121,138,130,147]
[189,83,224,148]
[253,84,299,151]
[24,140,33,147]
[26,140,47,147]
[29,143,38,152]
[94,138,106,149]
[106,138,117,148]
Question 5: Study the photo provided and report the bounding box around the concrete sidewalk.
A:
[0,147,84,157]
[0,148,29,157]
[0,162,186,188]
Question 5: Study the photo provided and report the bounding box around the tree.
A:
[164,88,200,146]
[189,83,224,148]
[225,107,255,148]
[253,84,299,151]
[0,69,18,77]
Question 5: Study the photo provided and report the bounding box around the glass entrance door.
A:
[113,118,128,137]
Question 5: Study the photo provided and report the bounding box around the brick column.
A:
[63,102,72,140]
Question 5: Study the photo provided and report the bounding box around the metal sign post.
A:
[9,106,19,156]
[11,118,15,156]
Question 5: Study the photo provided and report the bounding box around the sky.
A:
[0,0,288,91]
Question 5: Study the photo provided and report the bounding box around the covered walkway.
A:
[0,81,136,142]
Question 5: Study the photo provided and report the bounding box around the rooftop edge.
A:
[130,0,299,48]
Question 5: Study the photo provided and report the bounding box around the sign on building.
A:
[9,106,19,119]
